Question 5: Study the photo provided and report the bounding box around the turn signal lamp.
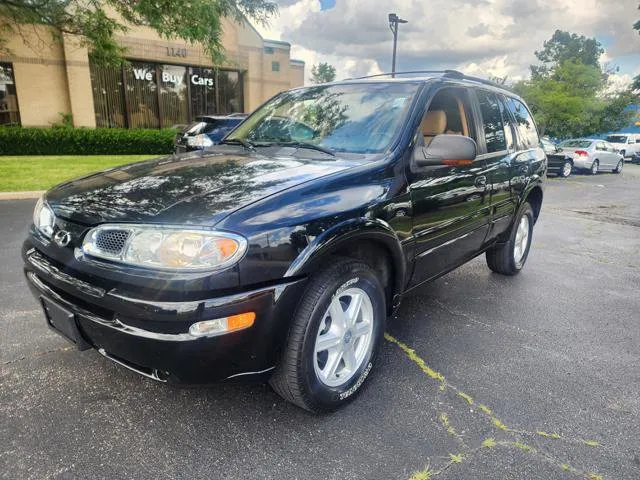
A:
[189,312,256,337]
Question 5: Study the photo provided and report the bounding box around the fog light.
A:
[189,312,255,337]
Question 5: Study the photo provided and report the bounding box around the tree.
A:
[310,62,336,84]
[0,0,277,66]
[531,29,604,79]
[514,31,635,138]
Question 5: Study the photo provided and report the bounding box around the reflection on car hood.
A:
[46,149,360,226]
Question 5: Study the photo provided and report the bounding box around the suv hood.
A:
[46,149,360,226]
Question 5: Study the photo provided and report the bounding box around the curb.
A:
[0,191,45,200]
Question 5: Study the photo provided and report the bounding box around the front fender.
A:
[284,217,408,300]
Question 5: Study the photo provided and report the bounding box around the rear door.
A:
[474,90,518,243]
[604,142,620,167]
[595,141,613,168]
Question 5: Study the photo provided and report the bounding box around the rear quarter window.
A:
[504,97,539,150]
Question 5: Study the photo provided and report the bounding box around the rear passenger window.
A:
[477,91,506,153]
[505,97,539,149]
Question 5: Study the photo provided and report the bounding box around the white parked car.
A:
[558,139,624,175]
[605,134,640,160]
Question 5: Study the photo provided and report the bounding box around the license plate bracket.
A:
[41,297,91,351]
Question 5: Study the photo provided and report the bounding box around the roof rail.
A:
[348,69,505,88]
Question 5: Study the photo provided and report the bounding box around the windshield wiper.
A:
[258,141,336,157]
[219,138,255,151]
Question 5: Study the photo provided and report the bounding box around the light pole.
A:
[388,13,408,78]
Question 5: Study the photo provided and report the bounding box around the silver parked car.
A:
[558,139,624,175]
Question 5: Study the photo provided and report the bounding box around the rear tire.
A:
[486,203,535,276]
[614,160,623,174]
[590,160,599,175]
[269,258,385,412]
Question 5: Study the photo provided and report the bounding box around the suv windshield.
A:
[227,83,420,154]
[606,135,628,143]
[560,140,592,148]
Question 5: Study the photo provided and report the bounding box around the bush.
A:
[0,127,177,155]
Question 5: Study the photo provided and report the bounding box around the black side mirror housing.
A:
[414,134,477,167]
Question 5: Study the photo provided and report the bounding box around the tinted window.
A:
[606,135,628,143]
[505,97,539,149]
[202,118,242,138]
[497,97,515,150]
[477,90,507,153]
[0,63,20,125]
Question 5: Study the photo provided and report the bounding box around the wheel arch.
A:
[285,218,407,315]
[524,185,543,223]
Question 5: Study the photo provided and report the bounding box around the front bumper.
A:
[24,246,307,384]
[546,155,572,173]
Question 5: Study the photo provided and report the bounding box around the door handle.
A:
[475,175,487,187]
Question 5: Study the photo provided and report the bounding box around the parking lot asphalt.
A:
[1,165,640,480]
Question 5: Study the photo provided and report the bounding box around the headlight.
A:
[33,196,55,238]
[186,134,213,148]
[82,225,247,271]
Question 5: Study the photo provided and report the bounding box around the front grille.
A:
[94,229,131,256]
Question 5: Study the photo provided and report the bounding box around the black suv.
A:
[24,71,545,412]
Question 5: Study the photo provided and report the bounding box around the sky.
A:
[250,0,640,88]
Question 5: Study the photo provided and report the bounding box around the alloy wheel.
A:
[562,161,572,177]
[513,215,530,265]
[313,287,374,387]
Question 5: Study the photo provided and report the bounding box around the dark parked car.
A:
[174,114,247,153]
[24,71,545,412]
[544,142,573,178]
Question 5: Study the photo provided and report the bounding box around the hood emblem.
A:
[53,230,72,247]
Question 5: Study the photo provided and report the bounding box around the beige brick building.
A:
[0,16,304,129]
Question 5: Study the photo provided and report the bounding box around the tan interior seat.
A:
[421,110,447,145]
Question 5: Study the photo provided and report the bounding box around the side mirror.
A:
[414,134,477,167]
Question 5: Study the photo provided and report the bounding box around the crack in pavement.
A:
[1,345,74,366]
[385,333,605,480]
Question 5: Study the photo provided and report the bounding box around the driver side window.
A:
[420,88,475,147]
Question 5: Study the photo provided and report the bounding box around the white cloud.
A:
[253,0,640,84]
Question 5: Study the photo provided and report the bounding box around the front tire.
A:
[269,258,385,412]
[486,203,535,275]
[559,160,572,178]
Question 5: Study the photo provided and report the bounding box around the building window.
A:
[217,71,243,114]
[158,64,188,127]
[90,64,126,128]
[0,63,20,126]
[272,61,280,72]
[264,47,275,54]
[89,60,244,128]
[125,62,160,128]
[189,67,217,118]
